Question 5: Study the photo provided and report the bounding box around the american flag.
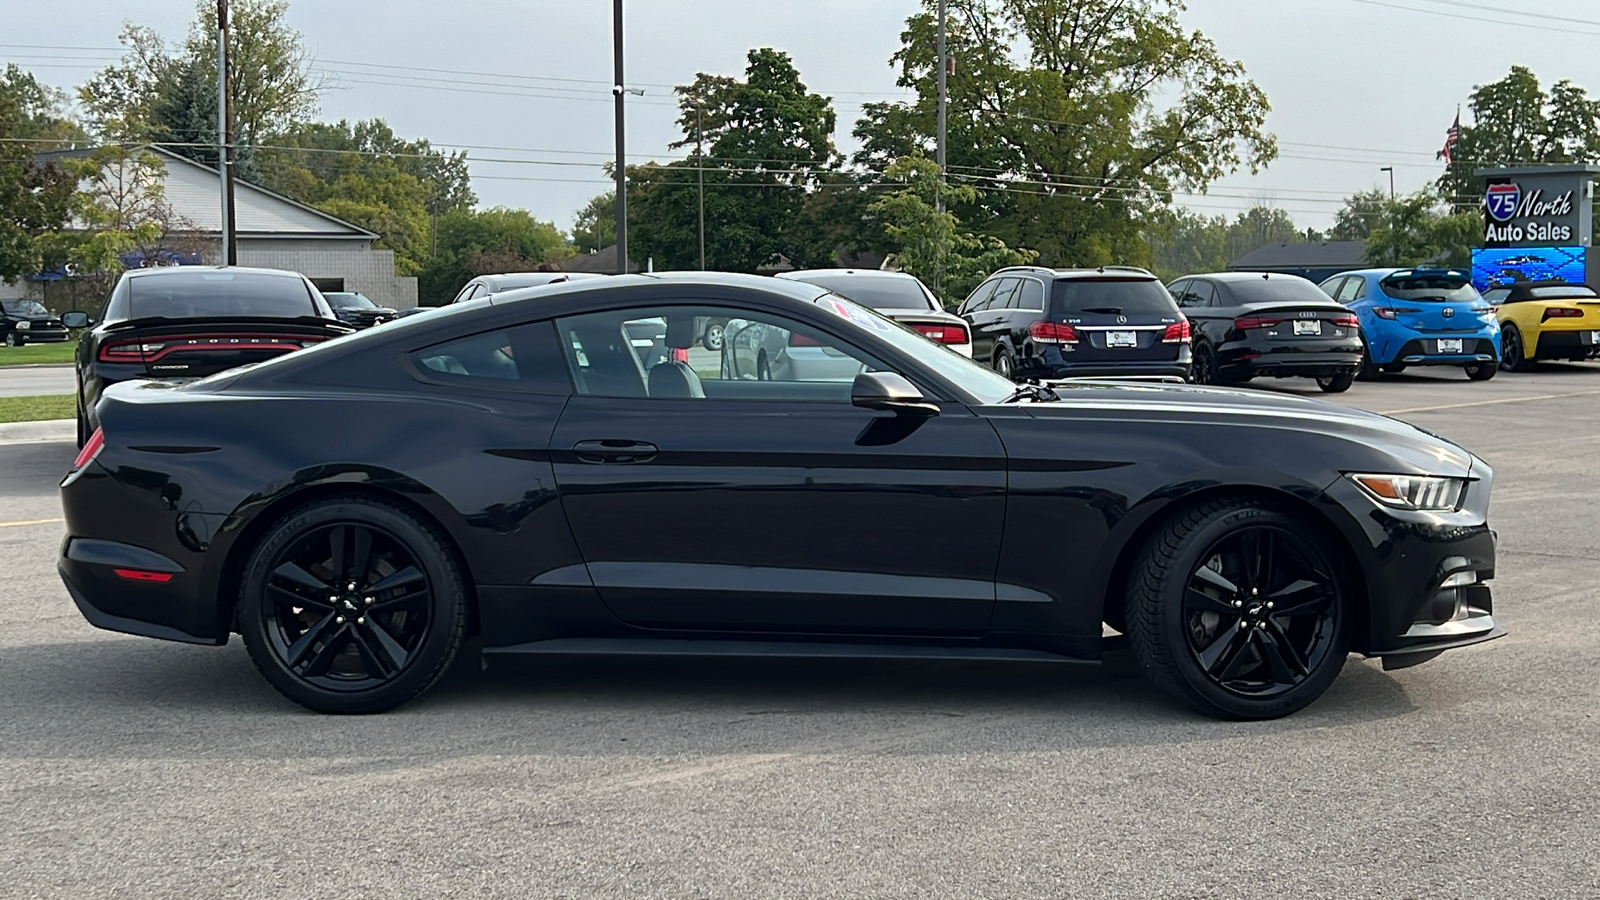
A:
[1438,110,1461,164]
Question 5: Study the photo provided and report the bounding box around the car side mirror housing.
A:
[61,311,90,329]
[852,371,939,417]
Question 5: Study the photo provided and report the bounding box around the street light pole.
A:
[696,99,706,270]
[936,0,947,213]
[1381,166,1395,201]
[612,0,627,275]
[216,0,236,266]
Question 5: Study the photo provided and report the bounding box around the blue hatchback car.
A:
[1317,268,1501,381]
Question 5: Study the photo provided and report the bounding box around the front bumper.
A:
[13,326,70,342]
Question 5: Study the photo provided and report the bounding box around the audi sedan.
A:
[60,273,1502,720]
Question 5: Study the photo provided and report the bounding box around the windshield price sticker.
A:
[825,298,892,331]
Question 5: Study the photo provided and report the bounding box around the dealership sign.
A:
[1477,165,1597,249]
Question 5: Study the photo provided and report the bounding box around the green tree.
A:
[256,119,475,213]
[628,48,839,272]
[1329,189,1391,241]
[854,0,1276,268]
[0,65,86,148]
[0,77,77,280]
[1363,190,1478,268]
[417,207,570,305]
[870,156,1034,304]
[1439,66,1600,207]
[1146,206,1305,282]
[572,191,615,254]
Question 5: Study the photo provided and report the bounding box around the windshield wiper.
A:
[1001,382,1060,404]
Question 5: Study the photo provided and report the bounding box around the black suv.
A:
[957,266,1191,380]
[2,299,70,346]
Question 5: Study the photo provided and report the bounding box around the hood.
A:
[1023,380,1476,477]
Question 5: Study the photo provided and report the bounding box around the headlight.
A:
[14,321,29,330]
[1348,473,1467,511]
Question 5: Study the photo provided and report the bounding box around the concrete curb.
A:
[0,418,74,445]
[0,363,75,370]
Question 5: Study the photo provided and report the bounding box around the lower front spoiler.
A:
[1371,611,1506,671]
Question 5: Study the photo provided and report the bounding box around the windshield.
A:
[128,272,317,319]
[2,300,49,317]
[817,293,1016,403]
[325,292,377,309]
[1380,275,1480,303]
[1225,278,1335,305]
[790,275,937,311]
[1051,279,1178,317]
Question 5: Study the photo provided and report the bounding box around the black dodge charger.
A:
[59,273,1502,719]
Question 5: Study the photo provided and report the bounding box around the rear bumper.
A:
[1530,328,1600,360]
[1220,348,1363,379]
[1027,344,1192,380]
[1378,337,1499,366]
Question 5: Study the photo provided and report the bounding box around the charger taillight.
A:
[910,322,971,345]
[71,427,104,472]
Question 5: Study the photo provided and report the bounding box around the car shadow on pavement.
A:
[0,636,1418,760]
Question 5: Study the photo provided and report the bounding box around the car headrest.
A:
[666,316,698,350]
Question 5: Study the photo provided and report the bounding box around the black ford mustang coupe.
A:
[59,273,1502,719]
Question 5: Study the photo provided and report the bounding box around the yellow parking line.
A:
[1381,388,1600,416]
[0,517,64,528]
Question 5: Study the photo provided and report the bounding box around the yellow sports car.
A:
[1483,280,1600,371]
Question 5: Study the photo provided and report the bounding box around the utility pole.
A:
[216,0,236,266]
[696,98,706,270]
[611,0,628,276]
[1380,166,1395,201]
[936,0,947,214]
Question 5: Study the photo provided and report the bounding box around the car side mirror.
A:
[852,371,939,417]
[61,311,90,329]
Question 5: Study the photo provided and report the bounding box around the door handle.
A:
[572,440,658,464]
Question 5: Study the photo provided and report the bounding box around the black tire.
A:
[1315,372,1354,393]
[702,322,725,352]
[1500,324,1534,372]
[75,407,86,448]
[1465,361,1498,381]
[1190,342,1218,385]
[1124,498,1350,720]
[1355,343,1379,381]
[994,346,1016,381]
[3,332,20,347]
[1380,363,1407,374]
[238,496,467,714]
[756,351,771,381]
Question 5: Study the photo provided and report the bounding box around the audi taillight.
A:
[1234,315,1282,331]
[71,427,104,472]
[910,322,971,345]
[1332,313,1359,328]
[1161,319,1191,343]
[1543,307,1584,321]
[1028,321,1079,344]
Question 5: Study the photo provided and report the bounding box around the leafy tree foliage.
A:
[628,49,840,272]
[854,0,1276,268]
[1362,192,1478,268]
[572,191,616,254]
[869,157,1033,304]
[1328,189,1390,241]
[1146,206,1307,282]
[0,77,77,280]
[416,207,570,305]
[1439,66,1600,207]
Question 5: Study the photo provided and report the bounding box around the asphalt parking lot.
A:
[3,365,1599,899]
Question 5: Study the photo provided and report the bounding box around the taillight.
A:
[1161,319,1191,343]
[788,332,822,346]
[98,334,316,363]
[1374,307,1421,320]
[1233,315,1282,330]
[1028,321,1079,344]
[1332,313,1359,328]
[71,427,104,472]
[114,568,173,583]
[910,322,971,345]
[99,340,166,362]
[1544,307,1585,321]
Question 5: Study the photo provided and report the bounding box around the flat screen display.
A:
[1470,246,1587,291]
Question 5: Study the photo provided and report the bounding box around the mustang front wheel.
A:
[1125,499,1349,720]
[239,496,467,714]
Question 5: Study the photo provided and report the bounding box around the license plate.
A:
[1591,331,1600,344]
[1292,320,1322,336]
[1106,331,1138,348]
[1437,339,1463,354]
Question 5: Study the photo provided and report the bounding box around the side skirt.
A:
[482,637,1095,665]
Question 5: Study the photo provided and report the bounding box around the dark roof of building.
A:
[557,245,638,274]
[1229,241,1367,271]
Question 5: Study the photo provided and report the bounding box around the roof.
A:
[39,145,377,240]
[480,272,605,291]
[485,271,831,308]
[1489,280,1599,301]
[1195,271,1318,284]
[779,268,922,282]
[123,264,306,280]
[1229,241,1366,271]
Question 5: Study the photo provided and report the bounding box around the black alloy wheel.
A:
[1500,325,1533,372]
[239,496,466,714]
[1125,499,1349,720]
[1190,342,1217,385]
[3,332,19,347]
[1315,372,1355,393]
[994,346,1015,381]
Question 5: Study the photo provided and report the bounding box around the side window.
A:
[410,322,568,392]
[1483,288,1510,306]
[1168,280,1191,305]
[1016,278,1045,311]
[959,281,997,315]
[1319,277,1345,300]
[556,305,887,403]
[988,278,1020,310]
[1337,277,1365,303]
[1186,280,1217,309]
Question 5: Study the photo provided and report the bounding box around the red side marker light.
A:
[114,568,174,583]
[71,428,104,472]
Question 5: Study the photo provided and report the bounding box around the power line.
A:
[1346,0,1600,36]
[1406,0,1600,27]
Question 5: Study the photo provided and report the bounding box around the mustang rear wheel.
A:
[239,496,466,714]
[1124,499,1349,720]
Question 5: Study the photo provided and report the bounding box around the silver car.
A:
[721,316,868,382]
[776,269,973,357]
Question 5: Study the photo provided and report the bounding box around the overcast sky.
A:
[8,0,1600,234]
